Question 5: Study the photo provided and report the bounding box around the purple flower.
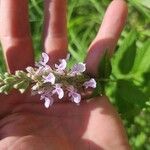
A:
[70,63,86,76]
[83,78,97,89]
[52,84,64,99]
[36,53,49,67]
[70,92,81,104]
[67,86,81,104]
[43,73,55,84]
[55,59,67,74]
[40,92,54,108]
[44,97,54,108]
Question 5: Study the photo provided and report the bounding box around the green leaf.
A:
[132,40,150,75]
[119,41,137,74]
[96,50,112,94]
[142,71,150,97]
[98,50,112,79]
[139,0,150,9]
[112,30,137,75]
[131,0,150,20]
[115,80,149,119]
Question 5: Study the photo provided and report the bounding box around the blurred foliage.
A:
[0,0,149,149]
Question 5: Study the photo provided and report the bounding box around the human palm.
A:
[0,0,130,149]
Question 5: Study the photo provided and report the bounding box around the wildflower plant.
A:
[0,53,105,108]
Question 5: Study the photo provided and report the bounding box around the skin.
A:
[0,0,131,149]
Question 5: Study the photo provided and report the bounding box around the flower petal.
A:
[70,63,86,76]
[44,97,54,108]
[43,73,55,84]
[42,53,49,64]
[44,97,51,108]
[55,59,67,71]
[36,53,49,67]
[52,84,64,99]
[67,86,81,104]
[83,78,97,88]
[57,88,64,99]
[72,92,81,104]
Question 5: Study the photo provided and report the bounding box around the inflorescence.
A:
[0,53,97,108]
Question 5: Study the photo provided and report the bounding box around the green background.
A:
[0,0,150,149]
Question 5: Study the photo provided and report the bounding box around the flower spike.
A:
[0,52,97,108]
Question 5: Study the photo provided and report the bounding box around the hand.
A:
[0,0,130,149]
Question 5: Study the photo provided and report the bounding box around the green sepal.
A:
[14,80,26,89]
[0,74,4,80]
[4,77,17,84]
[19,82,30,93]
[13,80,30,93]
[4,73,10,77]
[15,71,28,79]
[0,85,11,94]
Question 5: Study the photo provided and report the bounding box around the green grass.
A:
[0,0,150,149]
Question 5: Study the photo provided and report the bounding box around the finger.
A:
[43,0,68,65]
[0,0,34,73]
[86,0,128,75]
[83,96,130,149]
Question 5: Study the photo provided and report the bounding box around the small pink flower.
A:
[40,92,54,108]
[36,52,49,67]
[70,63,86,76]
[70,92,81,104]
[67,86,81,104]
[52,84,64,99]
[83,78,97,89]
[43,73,55,84]
[55,59,67,74]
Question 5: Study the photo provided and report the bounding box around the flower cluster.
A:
[26,53,96,108]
